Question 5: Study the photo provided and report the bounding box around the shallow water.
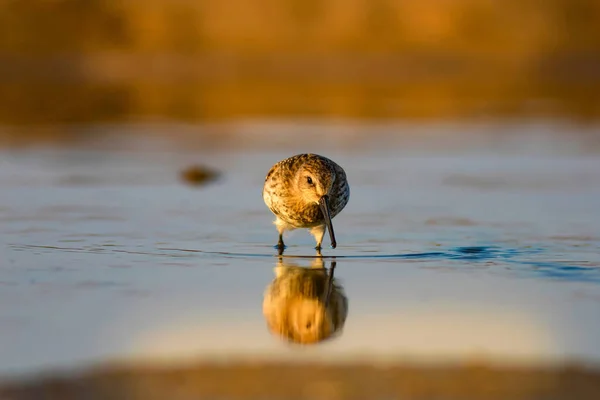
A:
[1,123,600,378]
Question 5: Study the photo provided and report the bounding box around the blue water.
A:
[1,123,600,377]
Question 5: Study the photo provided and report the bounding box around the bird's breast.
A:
[277,202,323,227]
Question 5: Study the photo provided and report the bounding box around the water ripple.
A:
[9,244,600,284]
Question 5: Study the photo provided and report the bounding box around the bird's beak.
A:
[319,195,337,249]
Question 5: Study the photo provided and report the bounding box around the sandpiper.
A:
[262,153,350,253]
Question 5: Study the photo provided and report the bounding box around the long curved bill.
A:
[319,195,337,249]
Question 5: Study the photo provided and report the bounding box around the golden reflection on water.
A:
[262,257,348,345]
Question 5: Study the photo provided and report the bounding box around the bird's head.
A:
[295,160,337,248]
[296,163,335,204]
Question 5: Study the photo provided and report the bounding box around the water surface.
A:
[1,123,600,378]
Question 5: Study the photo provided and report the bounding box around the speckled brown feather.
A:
[263,153,350,236]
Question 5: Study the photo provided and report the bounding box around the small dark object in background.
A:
[180,165,220,187]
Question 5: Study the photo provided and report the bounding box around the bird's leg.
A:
[310,225,326,252]
[273,218,287,254]
[275,233,286,255]
[277,233,285,248]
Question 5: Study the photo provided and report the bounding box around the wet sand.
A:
[1,362,600,400]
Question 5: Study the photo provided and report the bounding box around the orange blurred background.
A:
[0,0,599,129]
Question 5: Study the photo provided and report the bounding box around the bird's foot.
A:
[275,241,286,255]
[314,245,323,257]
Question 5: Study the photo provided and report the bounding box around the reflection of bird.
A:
[262,257,348,345]
[262,154,350,254]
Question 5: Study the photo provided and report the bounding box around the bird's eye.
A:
[306,176,313,185]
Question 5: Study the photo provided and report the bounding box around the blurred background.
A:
[1,0,599,147]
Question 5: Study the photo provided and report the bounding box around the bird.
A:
[262,153,350,254]
[262,257,348,345]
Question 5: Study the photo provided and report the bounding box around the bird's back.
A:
[328,161,350,217]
